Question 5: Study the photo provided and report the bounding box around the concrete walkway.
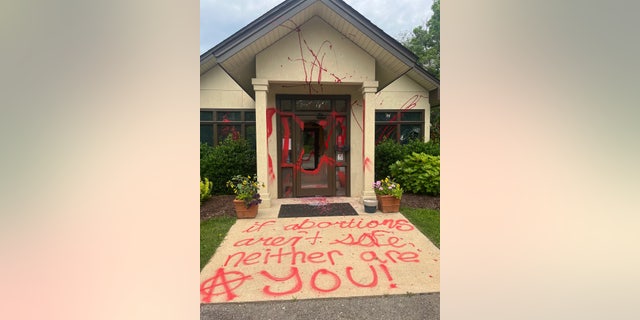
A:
[200,198,440,304]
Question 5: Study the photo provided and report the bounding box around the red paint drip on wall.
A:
[363,157,372,173]
[266,108,278,138]
[267,155,276,183]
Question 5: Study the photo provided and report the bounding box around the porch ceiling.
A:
[200,0,439,99]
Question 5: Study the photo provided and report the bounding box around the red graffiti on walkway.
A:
[379,264,397,288]
[260,267,303,297]
[200,268,252,302]
[242,220,277,233]
[310,269,341,293]
[345,265,378,288]
[224,248,343,267]
[200,216,434,302]
[359,250,420,264]
[330,230,407,248]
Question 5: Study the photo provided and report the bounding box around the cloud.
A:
[200,0,434,53]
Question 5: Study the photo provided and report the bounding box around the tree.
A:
[403,0,440,142]
[404,0,440,79]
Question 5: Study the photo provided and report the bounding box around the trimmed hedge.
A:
[200,137,257,195]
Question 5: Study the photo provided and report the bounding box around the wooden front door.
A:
[277,96,350,198]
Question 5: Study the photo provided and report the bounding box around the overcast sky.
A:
[200,0,435,54]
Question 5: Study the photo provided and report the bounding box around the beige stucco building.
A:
[200,0,439,206]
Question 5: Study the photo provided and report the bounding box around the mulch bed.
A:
[200,193,439,221]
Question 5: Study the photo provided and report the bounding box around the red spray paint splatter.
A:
[363,157,372,173]
[280,20,346,94]
[345,265,378,288]
[310,269,341,293]
[267,154,276,183]
[379,264,397,289]
[260,267,303,297]
[200,268,252,302]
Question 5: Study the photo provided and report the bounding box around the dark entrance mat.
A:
[278,203,358,218]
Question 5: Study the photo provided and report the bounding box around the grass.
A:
[200,216,237,270]
[400,207,440,248]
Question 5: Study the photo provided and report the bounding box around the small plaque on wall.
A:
[336,152,344,162]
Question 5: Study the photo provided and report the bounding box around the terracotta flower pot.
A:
[376,195,400,213]
[233,199,259,219]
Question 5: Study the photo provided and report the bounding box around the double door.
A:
[277,96,349,198]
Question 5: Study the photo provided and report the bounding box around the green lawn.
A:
[400,207,440,248]
[200,216,236,270]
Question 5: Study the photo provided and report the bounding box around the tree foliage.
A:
[404,0,440,78]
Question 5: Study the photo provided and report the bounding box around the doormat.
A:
[278,203,358,218]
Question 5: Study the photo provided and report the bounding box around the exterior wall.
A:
[201,66,254,109]
[374,75,431,141]
[256,17,375,84]
[202,21,433,202]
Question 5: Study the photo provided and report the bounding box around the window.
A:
[200,109,256,147]
[375,110,424,144]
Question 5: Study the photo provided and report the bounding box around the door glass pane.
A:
[281,168,293,198]
[300,121,328,189]
[336,167,346,196]
[296,99,331,111]
[280,117,293,164]
[335,99,346,112]
[335,116,347,150]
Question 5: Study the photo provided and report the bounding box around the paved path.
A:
[201,293,440,320]
[200,198,440,305]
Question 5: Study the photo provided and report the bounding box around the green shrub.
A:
[404,139,439,157]
[430,106,440,143]
[390,152,440,195]
[200,178,212,204]
[200,137,257,194]
[375,139,440,180]
[375,139,406,180]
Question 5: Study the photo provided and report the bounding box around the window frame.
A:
[374,109,425,144]
[200,109,256,147]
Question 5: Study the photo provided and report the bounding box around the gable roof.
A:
[200,0,439,98]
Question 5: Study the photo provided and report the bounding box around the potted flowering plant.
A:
[373,177,403,213]
[226,174,264,218]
